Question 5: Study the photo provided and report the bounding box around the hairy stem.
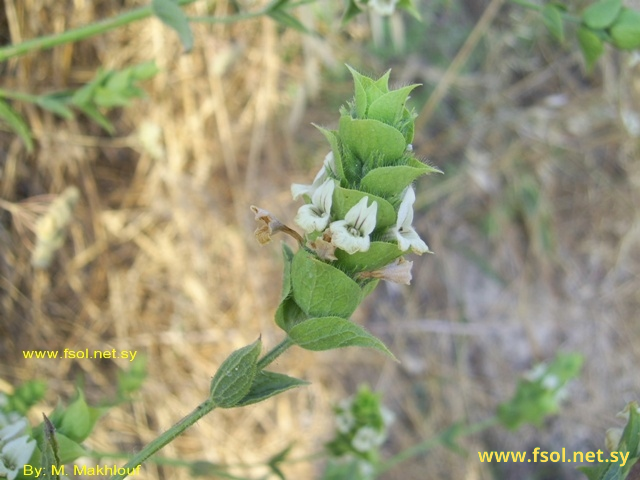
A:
[110,397,216,480]
[0,0,198,62]
[109,336,294,479]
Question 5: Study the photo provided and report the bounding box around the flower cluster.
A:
[291,66,438,283]
[0,396,36,480]
[324,386,394,479]
[252,67,439,357]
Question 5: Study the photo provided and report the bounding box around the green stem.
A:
[509,0,543,12]
[509,0,581,24]
[0,87,41,103]
[109,397,216,480]
[188,0,281,23]
[0,0,198,63]
[376,416,499,475]
[257,336,294,370]
[109,336,294,480]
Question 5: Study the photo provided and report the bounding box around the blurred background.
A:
[1,0,640,478]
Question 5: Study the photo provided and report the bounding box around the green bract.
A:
[291,249,363,318]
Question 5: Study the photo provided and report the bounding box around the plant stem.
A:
[257,336,294,370]
[110,397,216,480]
[0,87,40,103]
[109,336,294,480]
[509,0,543,12]
[376,416,500,475]
[509,0,582,23]
[0,0,198,62]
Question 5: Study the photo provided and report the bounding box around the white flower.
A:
[330,197,378,254]
[369,0,400,16]
[385,187,430,254]
[357,460,376,479]
[294,179,335,233]
[0,418,28,449]
[351,426,385,452]
[335,409,356,434]
[291,152,337,200]
[0,435,36,480]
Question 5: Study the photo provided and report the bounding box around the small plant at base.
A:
[322,386,394,480]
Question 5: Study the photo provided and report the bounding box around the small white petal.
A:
[369,0,399,15]
[291,152,336,200]
[330,220,370,254]
[330,197,378,254]
[351,426,381,452]
[344,197,377,237]
[294,179,335,233]
[0,418,27,444]
[386,187,430,254]
[1,435,36,479]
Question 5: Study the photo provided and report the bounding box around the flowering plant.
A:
[252,66,439,359]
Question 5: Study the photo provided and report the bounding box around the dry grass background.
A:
[1,0,640,479]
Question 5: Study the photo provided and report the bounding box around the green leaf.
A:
[332,186,397,231]
[34,420,88,466]
[342,0,364,24]
[70,69,109,106]
[582,0,622,30]
[93,86,132,108]
[151,0,194,52]
[577,27,605,73]
[346,64,369,118]
[335,241,404,272]
[210,339,261,408]
[361,278,380,298]
[281,243,294,301]
[35,96,74,119]
[55,389,104,443]
[268,9,314,35]
[371,69,391,96]
[359,163,434,198]
[76,104,115,134]
[314,125,346,181]
[542,4,565,42]
[274,295,308,332]
[104,69,131,94]
[289,316,396,359]
[0,98,34,152]
[236,371,309,406]
[339,116,407,164]
[620,403,640,460]
[131,61,160,80]
[291,249,362,318]
[397,0,422,20]
[610,8,640,50]
[267,444,294,480]
[5,380,47,414]
[40,415,61,480]
[367,85,419,126]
